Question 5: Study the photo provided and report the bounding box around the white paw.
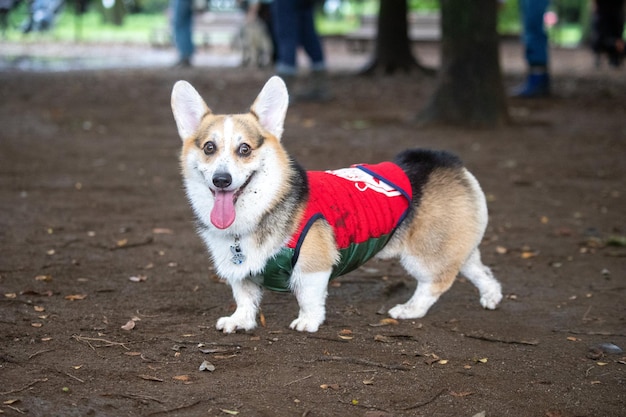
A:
[289,314,323,333]
[388,303,429,320]
[216,315,256,333]
[480,288,503,310]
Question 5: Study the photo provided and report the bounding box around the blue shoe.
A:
[510,73,550,98]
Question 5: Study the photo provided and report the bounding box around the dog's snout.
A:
[212,173,232,189]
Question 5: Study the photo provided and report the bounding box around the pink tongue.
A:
[210,190,236,229]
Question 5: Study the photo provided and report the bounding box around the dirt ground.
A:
[1,41,625,417]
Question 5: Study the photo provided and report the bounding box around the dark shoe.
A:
[294,71,333,102]
[510,73,550,98]
[172,58,192,68]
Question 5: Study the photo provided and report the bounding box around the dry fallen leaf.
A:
[35,275,52,282]
[199,360,216,372]
[172,375,190,382]
[320,383,340,390]
[338,328,353,340]
[31,322,43,328]
[220,410,239,416]
[121,320,136,331]
[65,294,87,301]
[34,306,45,312]
[369,318,400,327]
[129,275,147,283]
[450,391,473,397]
[259,312,266,327]
[374,334,394,343]
[152,228,174,234]
[138,374,163,382]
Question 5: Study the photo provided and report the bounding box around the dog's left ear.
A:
[171,81,211,141]
[250,76,289,141]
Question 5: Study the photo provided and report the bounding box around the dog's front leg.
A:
[289,270,331,333]
[216,278,262,333]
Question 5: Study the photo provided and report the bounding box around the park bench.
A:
[345,11,441,53]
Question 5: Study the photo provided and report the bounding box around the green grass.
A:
[2,4,167,44]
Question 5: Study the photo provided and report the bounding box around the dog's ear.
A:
[250,76,289,141]
[171,81,211,140]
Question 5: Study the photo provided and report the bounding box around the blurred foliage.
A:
[0,0,591,46]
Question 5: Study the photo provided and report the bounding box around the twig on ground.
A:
[28,349,55,359]
[317,356,411,371]
[399,388,446,410]
[146,400,203,416]
[306,335,350,343]
[284,374,313,386]
[0,378,48,395]
[464,332,539,346]
[102,392,165,404]
[72,335,131,350]
[553,329,626,337]
[56,368,85,383]
[5,404,26,414]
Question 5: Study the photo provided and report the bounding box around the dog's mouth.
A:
[209,172,255,230]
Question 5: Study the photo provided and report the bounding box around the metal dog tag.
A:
[230,238,246,265]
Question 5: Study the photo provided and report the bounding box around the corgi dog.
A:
[171,76,503,333]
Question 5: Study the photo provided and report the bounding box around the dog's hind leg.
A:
[289,269,331,332]
[216,279,263,333]
[460,249,502,310]
[388,256,459,319]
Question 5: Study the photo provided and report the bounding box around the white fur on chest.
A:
[198,228,285,281]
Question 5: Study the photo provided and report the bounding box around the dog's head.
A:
[171,77,290,231]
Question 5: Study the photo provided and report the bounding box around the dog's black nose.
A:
[212,173,232,189]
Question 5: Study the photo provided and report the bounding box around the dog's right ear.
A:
[171,81,211,140]
[250,76,289,141]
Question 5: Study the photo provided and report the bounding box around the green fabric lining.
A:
[254,232,395,292]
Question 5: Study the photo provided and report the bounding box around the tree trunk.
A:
[418,0,508,126]
[361,0,426,75]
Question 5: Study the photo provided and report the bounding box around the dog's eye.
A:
[238,143,252,156]
[203,141,216,155]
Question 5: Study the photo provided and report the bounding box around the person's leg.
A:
[522,0,549,68]
[292,0,331,101]
[172,0,194,65]
[272,0,298,76]
[297,0,325,70]
[511,0,550,97]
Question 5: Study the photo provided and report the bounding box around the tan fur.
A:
[392,168,484,294]
[296,222,340,275]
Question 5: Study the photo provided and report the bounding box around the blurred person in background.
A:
[171,0,194,67]
[271,0,332,101]
[591,0,625,67]
[511,0,551,97]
